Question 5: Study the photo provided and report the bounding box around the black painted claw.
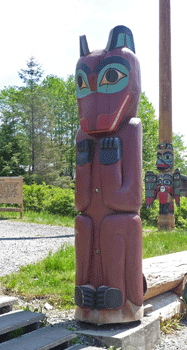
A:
[99,137,122,165]
[76,139,94,166]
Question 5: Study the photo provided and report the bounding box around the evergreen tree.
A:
[0,120,27,176]
[18,56,44,174]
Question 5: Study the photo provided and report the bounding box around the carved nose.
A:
[88,72,97,92]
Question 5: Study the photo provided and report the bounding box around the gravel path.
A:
[0,220,186,349]
[0,220,74,277]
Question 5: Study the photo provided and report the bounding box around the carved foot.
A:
[75,285,96,309]
[96,286,123,310]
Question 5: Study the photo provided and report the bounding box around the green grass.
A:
[0,210,75,227]
[160,314,183,334]
[0,244,75,309]
[1,214,187,310]
[143,226,187,258]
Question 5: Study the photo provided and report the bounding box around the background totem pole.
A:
[74,25,145,324]
[145,0,187,230]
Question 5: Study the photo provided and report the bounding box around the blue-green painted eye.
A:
[97,63,129,94]
[75,70,91,98]
[163,154,173,162]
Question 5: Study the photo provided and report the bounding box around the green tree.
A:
[0,120,27,176]
[18,56,44,174]
[138,92,159,173]
[62,75,79,179]
[41,75,79,182]
[173,133,187,175]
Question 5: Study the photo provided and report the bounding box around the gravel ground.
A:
[0,220,74,276]
[0,220,187,349]
[154,319,187,349]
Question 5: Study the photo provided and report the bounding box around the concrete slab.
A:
[77,313,160,350]
[77,291,183,350]
[0,326,76,350]
[0,296,18,313]
[0,296,18,308]
[144,291,182,321]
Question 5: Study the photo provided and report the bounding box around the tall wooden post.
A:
[146,0,187,229]
[158,0,175,229]
[159,0,172,144]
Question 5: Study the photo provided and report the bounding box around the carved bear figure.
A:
[74,25,144,324]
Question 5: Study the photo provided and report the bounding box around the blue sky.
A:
[0,0,186,145]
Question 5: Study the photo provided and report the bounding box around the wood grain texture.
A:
[143,251,187,301]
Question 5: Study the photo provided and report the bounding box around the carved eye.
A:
[163,179,171,186]
[99,69,126,86]
[76,74,88,89]
[157,154,161,159]
[163,154,172,161]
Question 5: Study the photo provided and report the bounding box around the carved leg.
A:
[75,215,95,308]
[100,214,143,307]
[124,214,143,306]
[75,214,144,324]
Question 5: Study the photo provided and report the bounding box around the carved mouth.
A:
[96,93,130,132]
[156,162,169,170]
[80,93,131,134]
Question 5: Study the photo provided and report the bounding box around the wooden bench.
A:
[0,177,23,218]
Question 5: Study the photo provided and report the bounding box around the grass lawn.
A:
[1,212,187,309]
[0,210,75,227]
[0,244,76,309]
[143,225,187,258]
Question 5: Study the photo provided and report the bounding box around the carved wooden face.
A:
[156,143,174,171]
[157,173,173,195]
[75,26,141,135]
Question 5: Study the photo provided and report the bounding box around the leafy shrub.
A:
[23,183,76,217]
[141,196,159,226]
[44,188,76,217]
[175,197,187,228]
[23,183,187,227]
[23,183,50,212]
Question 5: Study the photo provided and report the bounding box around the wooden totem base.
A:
[158,214,175,230]
[74,299,144,325]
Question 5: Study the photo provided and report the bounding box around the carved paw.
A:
[76,139,94,166]
[99,137,122,165]
[75,285,96,309]
[96,286,123,310]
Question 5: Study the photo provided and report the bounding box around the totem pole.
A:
[74,25,145,325]
[145,0,187,230]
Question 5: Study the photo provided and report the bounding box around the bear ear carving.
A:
[105,25,135,53]
[80,35,91,57]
